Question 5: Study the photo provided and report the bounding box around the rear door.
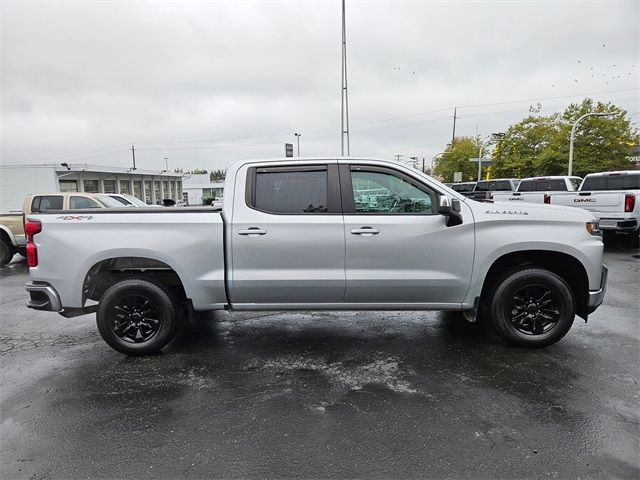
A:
[229,161,345,305]
[340,162,474,306]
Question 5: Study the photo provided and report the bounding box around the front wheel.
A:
[96,279,178,355]
[489,268,575,348]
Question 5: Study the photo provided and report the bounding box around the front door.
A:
[230,162,345,305]
[341,163,474,307]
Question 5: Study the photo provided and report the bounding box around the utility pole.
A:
[340,0,350,156]
[394,154,403,163]
[131,144,137,171]
[422,157,425,173]
[451,107,457,145]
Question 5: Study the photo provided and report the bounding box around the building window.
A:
[84,180,99,193]
[59,180,78,192]
[133,181,142,199]
[119,180,131,194]
[144,181,152,204]
[103,180,116,194]
[182,192,189,205]
[154,181,161,204]
[169,181,175,199]
[162,181,169,199]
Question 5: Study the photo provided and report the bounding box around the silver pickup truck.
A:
[24,157,607,355]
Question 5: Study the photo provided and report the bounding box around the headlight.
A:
[586,221,602,237]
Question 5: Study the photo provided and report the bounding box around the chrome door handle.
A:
[238,227,267,236]
[350,227,380,236]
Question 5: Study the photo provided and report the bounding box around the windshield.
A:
[580,174,640,191]
[122,195,150,207]
[96,195,128,208]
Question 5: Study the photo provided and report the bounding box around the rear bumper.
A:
[598,218,638,232]
[587,264,608,314]
[25,281,62,312]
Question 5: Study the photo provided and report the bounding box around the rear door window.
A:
[249,166,331,214]
[31,195,63,212]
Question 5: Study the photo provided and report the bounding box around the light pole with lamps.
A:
[477,133,506,181]
[294,133,302,157]
[568,112,614,176]
[432,152,445,177]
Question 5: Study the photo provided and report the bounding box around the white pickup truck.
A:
[548,171,640,241]
[24,157,607,355]
[492,176,582,204]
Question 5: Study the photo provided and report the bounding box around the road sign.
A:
[469,158,492,167]
[285,143,294,157]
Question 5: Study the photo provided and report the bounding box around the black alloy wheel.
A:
[508,284,561,336]
[489,268,575,348]
[111,294,162,344]
[96,279,178,355]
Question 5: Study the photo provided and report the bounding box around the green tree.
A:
[434,136,481,182]
[555,99,636,177]
[491,113,561,178]
[210,169,226,182]
[492,98,637,178]
[187,168,208,174]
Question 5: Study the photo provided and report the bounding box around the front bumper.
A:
[25,281,63,312]
[587,264,608,314]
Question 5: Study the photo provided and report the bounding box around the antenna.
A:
[340,0,350,156]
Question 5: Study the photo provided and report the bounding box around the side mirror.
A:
[438,195,463,227]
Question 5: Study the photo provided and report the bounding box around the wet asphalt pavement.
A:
[1,241,638,479]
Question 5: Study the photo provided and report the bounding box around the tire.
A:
[489,268,575,348]
[0,238,14,266]
[17,247,26,258]
[96,278,178,355]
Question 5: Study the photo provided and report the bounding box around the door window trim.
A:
[339,164,438,215]
[245,164,341,215]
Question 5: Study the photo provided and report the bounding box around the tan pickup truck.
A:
[0,192,122,266]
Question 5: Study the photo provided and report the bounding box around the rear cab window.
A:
[475,180,512,192]
[581,174,640,191]
[31,195,63,212]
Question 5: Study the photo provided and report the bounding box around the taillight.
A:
[544,194,551,204]
[24,220,41,267]
[624,194,635,213]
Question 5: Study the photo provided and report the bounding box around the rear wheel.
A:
[0,238,14,266]
[489,268,575,348]
[96,278,178,355]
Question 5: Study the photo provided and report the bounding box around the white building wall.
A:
[0,166,59,212]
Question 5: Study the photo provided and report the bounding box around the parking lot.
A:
[0,240,638,479]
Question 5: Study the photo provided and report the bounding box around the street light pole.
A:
[294,133,302,157]
[477,134,506,181]
[568,112,613,176]
[432,152,445,177]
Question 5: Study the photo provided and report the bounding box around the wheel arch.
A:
[479,250,590,320]
[81,255,188,307]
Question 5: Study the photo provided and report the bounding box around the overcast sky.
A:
[1,0,638,172]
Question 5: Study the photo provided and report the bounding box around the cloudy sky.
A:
[1,0,638,172]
